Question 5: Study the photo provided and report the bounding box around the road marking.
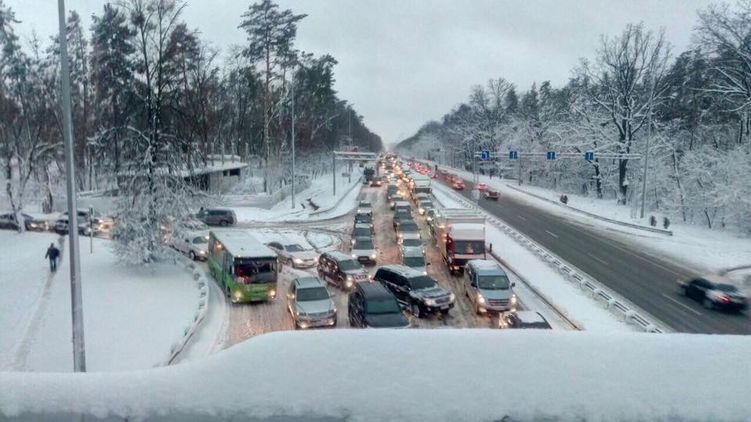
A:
[587,253,609,266]
[662,293,702,316]
[517,215,527,221]
[545,230,558,238]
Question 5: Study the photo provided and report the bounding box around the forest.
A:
[396,2,751,232]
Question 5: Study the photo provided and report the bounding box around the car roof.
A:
[514,311,547,324]
[467,259,506,275]
[324,251,354,262]
[701,274,735,286]
[378,264,424,278]
[353,223,371,229]
[357,281,394,299]
[401,247,424,257]
[294,276,325,289]
[353,236,374,243]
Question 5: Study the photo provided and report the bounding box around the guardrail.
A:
[504,184,673,236]
[162,256,211,366]
[433,183,667,333]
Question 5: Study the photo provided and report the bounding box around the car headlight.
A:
[345,280,353,288]
[269,289,276,298]
[477,295,485,304]
[293,258,303,264]
[449,293,456,302]
[347,275,353,281]
[510,294,517,304]
[370,253,376,259]
[234,291,243,300]
[424,298,437,307]
[351,253,357,259]
[199,250,206,255]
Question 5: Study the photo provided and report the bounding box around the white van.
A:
[463,259,516,314]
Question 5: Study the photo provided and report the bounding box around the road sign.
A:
[509,150,518,160]
[481,150,490,161]
[584,151,594,161]
[546,151,556,160]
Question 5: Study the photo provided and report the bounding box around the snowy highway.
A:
[192,180,577,351]
[439,173,751,334]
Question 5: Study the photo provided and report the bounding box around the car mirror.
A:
[511,282,516,288]
[426,262,431,266]
[470,281,477,288]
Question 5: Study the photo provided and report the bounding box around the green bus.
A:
[208,231,278,303]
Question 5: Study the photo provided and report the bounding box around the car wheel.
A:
[189,251,196,261]
[703,298,715,310]
[220,220,229,227]
[440,308,450,316]
[411,302,422,318]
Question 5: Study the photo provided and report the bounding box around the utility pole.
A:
[640,75,654,219]
[290,80,296,209]
[58,0,86,373]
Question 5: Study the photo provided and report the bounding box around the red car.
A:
[452,180,465,190]
[483,190,500,200]
[476,183,488,191]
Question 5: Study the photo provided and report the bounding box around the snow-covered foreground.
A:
[428,162,751,274]
[0,233,199,372]
[432,184,633,332]
[1,330,749,421]
[231,169,363,223]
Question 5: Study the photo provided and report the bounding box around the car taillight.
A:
[718,296,731,303]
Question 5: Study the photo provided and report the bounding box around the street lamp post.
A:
[58,0,86,372]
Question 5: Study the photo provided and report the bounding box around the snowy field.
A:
[426,162,751,274]
[0,233,199,372]
[230,168,364,223]
[431,184,634,332]
[2,330,749,421]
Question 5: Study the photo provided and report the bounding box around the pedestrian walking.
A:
[45,243,60,272]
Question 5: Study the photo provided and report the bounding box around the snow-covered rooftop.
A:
[1,330,749,421]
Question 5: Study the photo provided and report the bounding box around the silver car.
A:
[173,230,210,261]
[401,246,428,274]
[287,277,337,329]
[464,259,517,314]
[267,241,319,268]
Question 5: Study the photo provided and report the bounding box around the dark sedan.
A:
[680,276,748,312]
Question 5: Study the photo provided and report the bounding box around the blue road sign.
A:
[547,151,556,160]
[509,150,518,160]
[481,150,490,161]
[584,151,594,161]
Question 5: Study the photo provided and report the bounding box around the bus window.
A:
[234,258,277,284]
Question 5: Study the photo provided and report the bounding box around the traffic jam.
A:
[194,153,555,336]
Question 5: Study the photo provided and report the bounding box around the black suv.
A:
[317,251,369,290]
[374,265,455,318]
[196,208,237,226]
[348,282,410,328]
[354,212,373,227]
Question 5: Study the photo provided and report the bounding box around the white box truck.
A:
[433,209,486,274]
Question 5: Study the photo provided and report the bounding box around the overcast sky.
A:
[8,0,716,146]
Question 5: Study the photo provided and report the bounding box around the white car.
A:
[351,236,378,265]
[400,238,425,256]
[266,241,319,269]
[173,230,210,260]
[417,200,434,216]
[401,247,428,274]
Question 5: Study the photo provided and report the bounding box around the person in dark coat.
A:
[45,243,60,272]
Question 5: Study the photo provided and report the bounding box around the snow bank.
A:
[1,330,749,421]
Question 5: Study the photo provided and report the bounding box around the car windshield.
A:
[366,299,401,314]
[353,228,370,237]
[354,239,374,249]
[192,236,208,244]
[715,284,738,292]
[420,202,433,208]
[401,239,422,247]
[409,275,436,290]
[296,286,329,301]
[399,223,418,231]
[285,244,305,252]
[338,260,361,271]
[403,257,425,268]
[478,275,510,290]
